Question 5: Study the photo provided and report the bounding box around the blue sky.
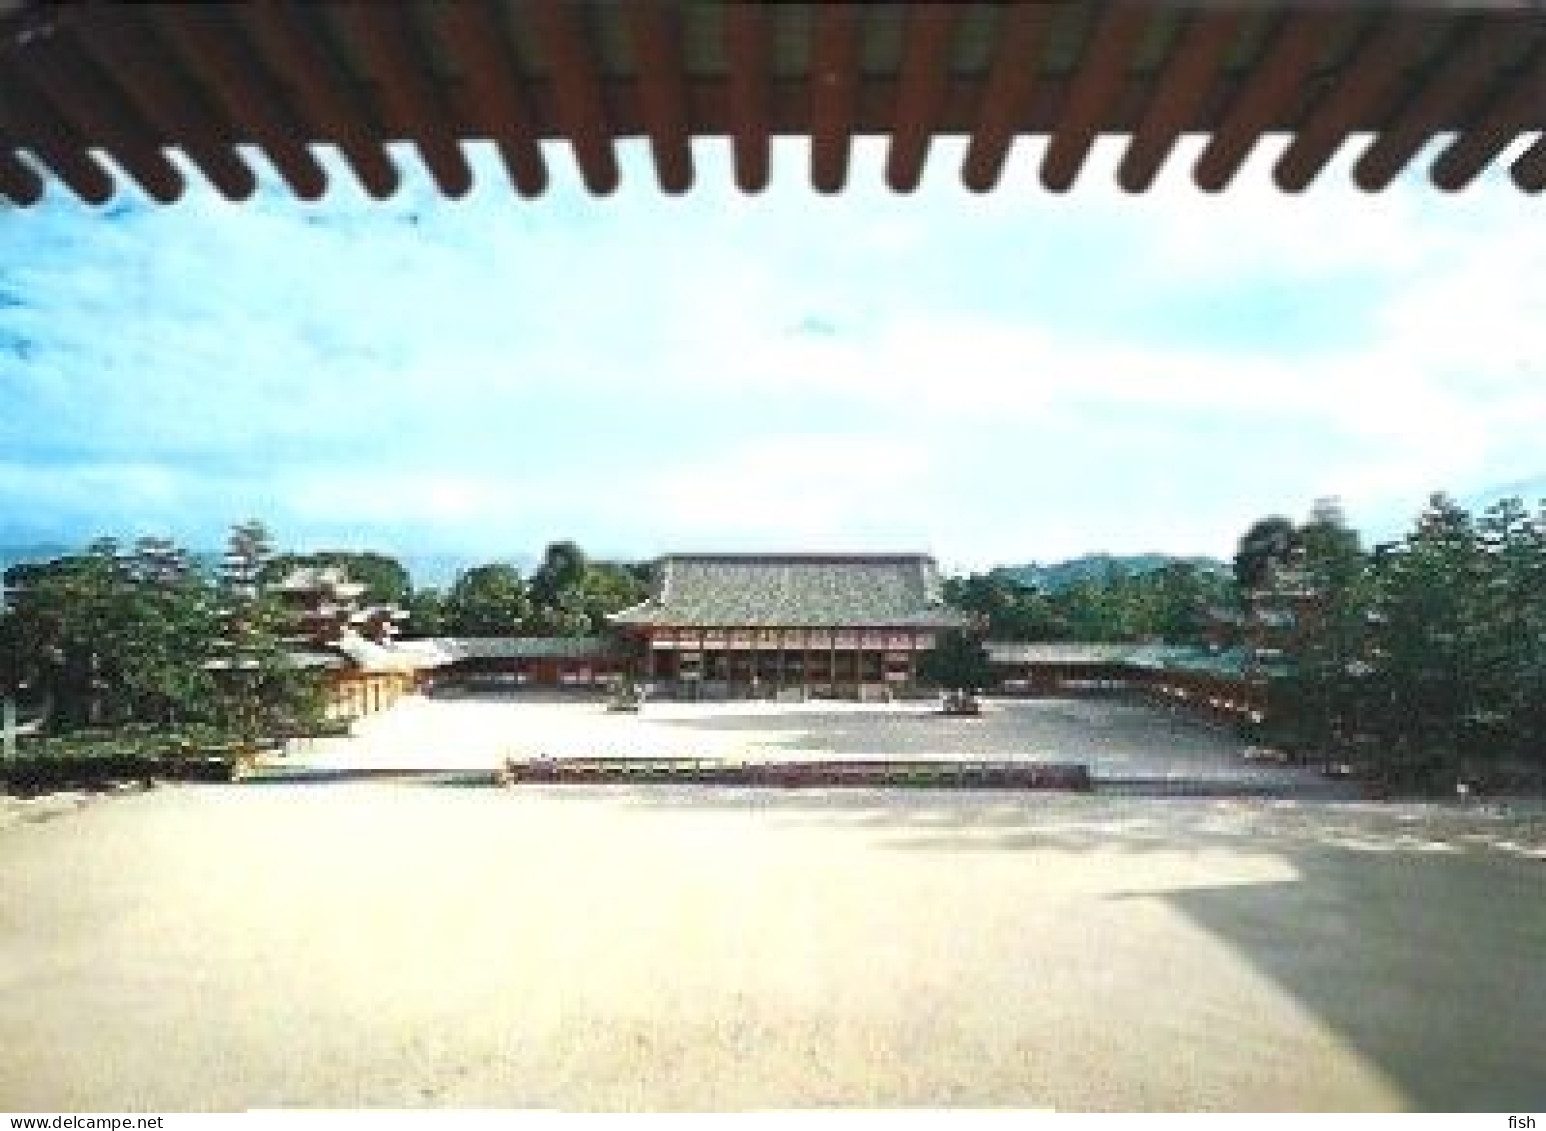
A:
[3,133,1544,575]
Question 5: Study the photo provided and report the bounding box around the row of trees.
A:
[407,541,649,638]
[0,523,320,737]
[943,561,1233,644]
[1,528,656,736]
[1263,493,1546,790]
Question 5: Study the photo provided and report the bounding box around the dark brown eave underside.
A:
[1,1,1543,207]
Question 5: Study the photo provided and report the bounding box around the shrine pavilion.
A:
[610,553,969,700]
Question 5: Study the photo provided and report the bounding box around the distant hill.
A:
[990,554,1229,592]
[0,543,75,578]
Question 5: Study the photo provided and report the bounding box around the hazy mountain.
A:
[1465,475,1546,513]
[991,554,1229,592]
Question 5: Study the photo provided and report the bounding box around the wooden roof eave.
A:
[1,2,1543,206]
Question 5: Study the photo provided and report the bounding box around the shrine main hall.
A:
[610,554,969,700]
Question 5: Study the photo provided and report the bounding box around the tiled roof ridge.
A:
[657,552,938,563]
[608,553,967,629]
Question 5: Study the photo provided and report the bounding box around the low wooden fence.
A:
[504,757,1092,791]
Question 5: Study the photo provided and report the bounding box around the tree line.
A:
[1254,494,1546,791]
[1,525,653,737]
[942,561,1233,644]
[408,541,649,638]
[0,522,318,738]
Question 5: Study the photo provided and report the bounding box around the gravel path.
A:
[274,694,1336,790]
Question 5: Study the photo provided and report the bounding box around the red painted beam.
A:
[1194,11,1344,192]
[240,0,399,200]
[963,3,1054,192]
[148,3,328,200]
[723,2,770,193]
[0,72,115,204]
[525,0,618,194]
[69,6,257,201]
[1354,15,1529,192]
[10,31,184,203]
[886,2,960,193]
[0,145,44,205]
[1508,134,1546,192]
[1273,12,1443,192]
[625,0,694,194]
[1118,10,1243,193]
[810,2,860,194]
[1041,3,1151,193]
[431,0,547,197]
[331,1,471,198]
[1430,33,1546,190]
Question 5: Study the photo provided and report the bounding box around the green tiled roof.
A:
[611,554,969,630]
[986,642,1281,679]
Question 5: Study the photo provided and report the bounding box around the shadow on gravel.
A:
[1157,852,1546,1111]
[506,782,1545,1111]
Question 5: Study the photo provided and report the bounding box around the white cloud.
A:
[611,433,935,548]
[4,135,1545,569]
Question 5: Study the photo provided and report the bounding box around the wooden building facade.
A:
[611,554,969,700]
